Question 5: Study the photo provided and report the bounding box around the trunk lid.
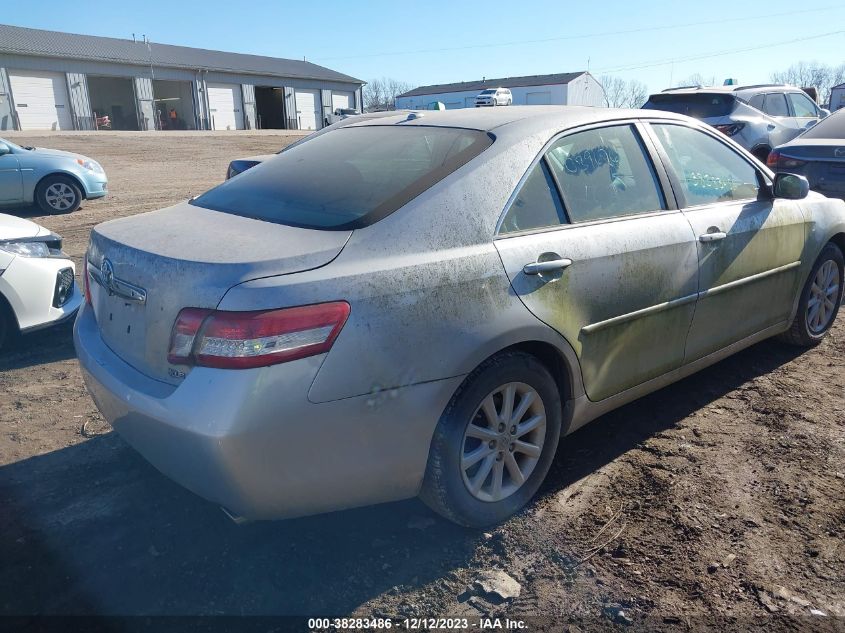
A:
[88,201,351,384]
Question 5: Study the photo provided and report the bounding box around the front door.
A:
[495,123,699,401]
[648,122,806,362]
[0,147,22,203]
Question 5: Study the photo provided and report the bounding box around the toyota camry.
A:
[74,107,845,527]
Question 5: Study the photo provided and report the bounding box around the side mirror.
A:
[0,143,10,156]
[773,173,810,200]
[819,108,830,119]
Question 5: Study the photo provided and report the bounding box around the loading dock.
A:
[8,70,73,130]
[152,80,195,130]
[87,76,139,130]
[207,83,244,130]
[255,86,286,129]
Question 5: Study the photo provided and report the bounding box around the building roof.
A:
[0,23,362,84]
[397,72,587,98]
[831,83,845,91]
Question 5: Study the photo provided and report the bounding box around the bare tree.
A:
[771,61,845,106]
[363,77,413,112]
[675,73,717,88]
[601,76,649,108]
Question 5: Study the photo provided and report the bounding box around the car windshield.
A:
[191,125,493,230]
[643,93,737,118]
[480,90,496,95]
[798,109,845,139]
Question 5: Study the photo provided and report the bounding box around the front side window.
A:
[499,161,567,234]
[652,123,760,206]
[191,126,492,230]
[787,92,818,118]
[763,93,790,117]
[545,124,666,223]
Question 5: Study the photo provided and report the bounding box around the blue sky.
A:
[5,0,844,93]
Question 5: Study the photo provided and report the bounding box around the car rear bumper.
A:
[73,304,461,520]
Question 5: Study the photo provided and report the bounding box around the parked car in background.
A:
[0,214,80,347]
[0,137,107,213]
[643,84,828,162]
[475,88,512,107]
[769,108,845,200]
[324,107,360,127]
[76,106,845,528]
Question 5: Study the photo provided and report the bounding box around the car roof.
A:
[346,106,690,133]
[653,84,801,97]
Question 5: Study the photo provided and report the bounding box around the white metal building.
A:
[394,72,604,110]
[0,24,363,132]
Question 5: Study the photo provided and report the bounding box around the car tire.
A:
[780,242,844,347]
[420,351,562,528]
[35,175,82,214]
[0,293,18,350]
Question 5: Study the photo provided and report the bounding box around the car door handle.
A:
[699,232,727,242]
[523,258,573,275]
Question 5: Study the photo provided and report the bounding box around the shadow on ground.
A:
[0,320,77,370]
[0,338,805,616]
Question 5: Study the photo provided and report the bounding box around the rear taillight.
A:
[766,151,806,170]
[714,122,745,137]
[167,302,350,369]
[82,258,92,305]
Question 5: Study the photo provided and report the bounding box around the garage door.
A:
[526,91,552,105]
[331,91,353,112]
[207,83,244,130]
[9,70,73,131]
[295,89,320,130]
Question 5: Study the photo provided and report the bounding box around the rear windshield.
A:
[642,93,737,118]
[191,126,493,230]
[799,109,845,139]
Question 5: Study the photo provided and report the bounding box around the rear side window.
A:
[545,124,666,222]
[763,93,789,117]
[652,124,760,206]
[748,94,765,110]
[499,161,567,234]
[191,126,493,230]
[643,93,736,118]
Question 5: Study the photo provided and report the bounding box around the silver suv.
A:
[643,84,829,162]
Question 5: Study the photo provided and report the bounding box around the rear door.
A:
[494,122,699,402]
[647,122,806,362]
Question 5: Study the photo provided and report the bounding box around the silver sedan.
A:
[74,107,845,527]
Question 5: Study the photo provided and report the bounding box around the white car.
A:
[0,213,81,347]
[475,88,512,107]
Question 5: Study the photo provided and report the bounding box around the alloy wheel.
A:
[461,382,546,502]
[806,259,840,334]
[45,182,76,211]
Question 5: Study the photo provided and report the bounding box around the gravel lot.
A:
[1,132,843,630]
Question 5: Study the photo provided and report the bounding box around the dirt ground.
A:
[0,132,843,631]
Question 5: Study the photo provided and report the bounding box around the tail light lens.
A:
[714,122,745,137]
[82,258,92,305]
[766,151,780,168]
[766,151,806,170]
[167,302,350,369]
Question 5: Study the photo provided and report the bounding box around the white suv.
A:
[475,88,512,107]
